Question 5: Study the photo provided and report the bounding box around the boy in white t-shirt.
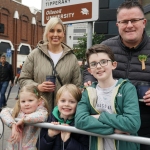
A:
[75,44,141,150]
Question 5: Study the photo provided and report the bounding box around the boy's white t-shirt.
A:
[48,50,63,66]
[96,80,118,150]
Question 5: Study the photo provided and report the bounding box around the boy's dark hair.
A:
[117,1,144,17]
[86,44,115,65]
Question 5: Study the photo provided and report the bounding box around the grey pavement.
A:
[0,84,19,150]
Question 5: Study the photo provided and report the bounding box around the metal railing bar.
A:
[22,122,150,146]
[1,116,149,148]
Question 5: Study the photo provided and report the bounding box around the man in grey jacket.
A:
[83,1,150,150]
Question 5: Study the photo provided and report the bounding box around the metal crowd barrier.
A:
[24,122,150,145]
[1,118,150,147]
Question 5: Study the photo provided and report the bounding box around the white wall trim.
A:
[17,43,32,52]
[0,39,14,50]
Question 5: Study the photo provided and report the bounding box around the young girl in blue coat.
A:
[37,84,89,150]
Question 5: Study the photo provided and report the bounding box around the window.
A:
[0,8,9,36]
[20,45,30,55]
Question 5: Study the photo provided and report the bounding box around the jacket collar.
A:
[0,61,9,66]
[91,78,128,88]
[87,78,128,114]
[37,40,73,58]
[52,106,74,124]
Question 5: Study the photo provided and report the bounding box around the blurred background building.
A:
[0,0,150,74]
[66,0,150,48]
[0,0,43,74]
[94,0,150,39]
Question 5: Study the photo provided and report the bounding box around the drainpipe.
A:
[13,10,19,75]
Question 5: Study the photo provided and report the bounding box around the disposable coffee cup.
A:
[137,83,150,102]
[46,75,56,84]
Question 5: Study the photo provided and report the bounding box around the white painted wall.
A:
[66,23,88,48]
[66,24,74,48]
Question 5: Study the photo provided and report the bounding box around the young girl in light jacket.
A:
[1,85,49,150]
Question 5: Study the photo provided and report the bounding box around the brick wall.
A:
[0,0,44,74]
[0,0,44,48]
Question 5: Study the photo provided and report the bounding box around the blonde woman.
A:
[19,17,81,111]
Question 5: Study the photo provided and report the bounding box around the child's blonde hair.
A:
[56,84,82,103]
[12,85,49,118]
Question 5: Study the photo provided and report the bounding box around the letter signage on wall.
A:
[42,0,99,26]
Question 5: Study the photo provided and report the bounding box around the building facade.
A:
[94,0,150,38]
[0,0,44,74]
[66,0,150,49]
[1,0,149,74]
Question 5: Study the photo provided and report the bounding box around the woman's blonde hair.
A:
[43,17,65,42]
[56,84,82,103]
[12,85,49,118]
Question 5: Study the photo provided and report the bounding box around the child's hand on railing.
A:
[61,124,71,142]
[48,122,60,137]
[9,123,20,144]
[114,129,130,135]
[16,118,24,133]
[91,114,100,119]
